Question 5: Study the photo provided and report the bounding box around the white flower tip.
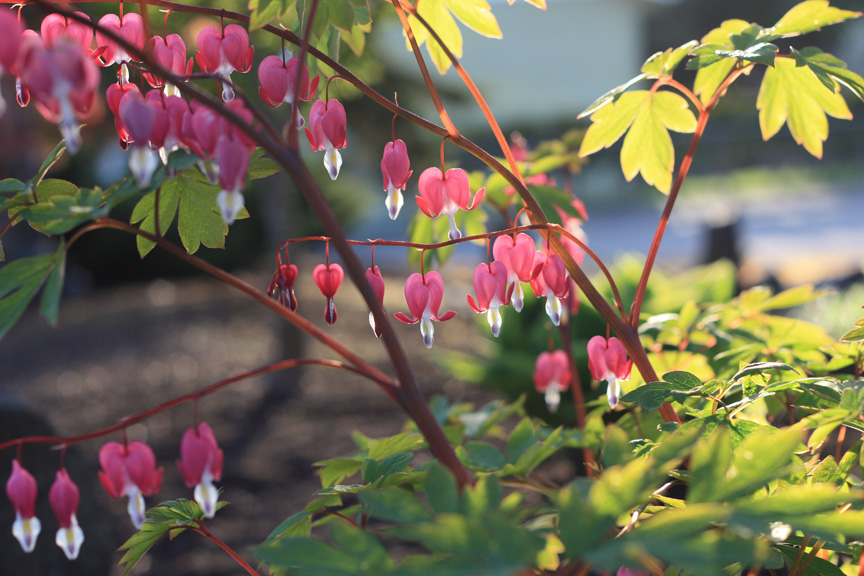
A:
[60,121,82,156]
[545,297,561,326]
[386,187,404,220]
[194,480,219,519]
[545,387,561,413]
[217,190,245,225]
[420,318,434,349]
[487,308,502,338]
[221,82,235,103]
[127,491,146,530]
[55,516,84,560]
[198,160,220,185]
[513,286,524,313]
[324,147,342,180]
[368,311,381,338]
[606,377,620,409]
[130,146,159,188]
[447,214,462,241]
[13,514,40,553]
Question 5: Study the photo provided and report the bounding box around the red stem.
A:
[193,524,261,576]
[0,357,372,453]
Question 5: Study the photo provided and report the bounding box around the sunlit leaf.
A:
[642,41,699,77]
[691,19,750,103]
[445,0,502,38]
[757,56,852,158]
[793,47,864,103]
[770,0,861,37]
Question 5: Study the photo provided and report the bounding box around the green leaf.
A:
[315,458,363,487]
[641,41,699,77]
[842,326,864,342]
[425,462,458,514]
[0,253,57,340]
[456,441,507,472]
[118,520,170,575]
[17,180,106,235]
[130,182,181,258]
[691,19,750,102]
[329,0,356,32]
[731,362,798,382]
[619,91,698,193]
[444,0,502,39]
[34,139,67,184]
[254,536,358,574]
[579,91,646,157]
[529,185,584,226]
[366,432,425,460]
[505,418,537,464]
[39,241,66,326]
[248,0,284,30]
[265,511,312,541]
[0,179,26,194]
[663,371,703,389]
[359,487,431,523]
[770,0,861,37]
[688,425,733,503]
[176,173,237,254]
[620,380,693,411]
[757,56,852,158]
[577,74,647,119]
[713,426,803,501]
[793,47,864,103]
[0,240,4,263]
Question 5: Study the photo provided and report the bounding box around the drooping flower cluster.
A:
[416,167,485,241]
[395,271,456,348]
[533,350,571,413]
[305,98,348,180]
[4,423,224,558]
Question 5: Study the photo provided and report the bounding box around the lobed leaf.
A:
[690,19,750,103]
[641,41,699,78]
[130,182,181,258]
[770,0,861,37]
[757,56,852,158]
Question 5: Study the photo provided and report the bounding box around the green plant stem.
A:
[192,523,261,576]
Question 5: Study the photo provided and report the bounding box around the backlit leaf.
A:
[642,41,699,77]
[410,0,462,75]
[757,56,852,158]
[691,19,750,103]
[445,0,502,39]
[793,47,864,103]
[770,0,861,37]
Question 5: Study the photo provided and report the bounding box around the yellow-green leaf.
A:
[618,91,697,194]
[693,19,749,104]
[770,0,861,38]
[579,91,647,157]
[642,40,698,77]
[757,57,852,158]
[445,0,502,39]
[407,0,463,75]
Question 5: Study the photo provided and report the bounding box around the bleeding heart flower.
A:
[394,271,456,348]
[381,139,412,220]
[177,422,223,519]
[268,263,299,311]
[49,469,84,560]
[196,24,254,102]
[98,441,164,529]
[40,12,92,53]
[143,34,193,94]
[416,167,485,241]
[467,261,512,338]
[533,350,571,413]
[119,90,170,187]
[216,137,251,225]
[529,252,570,326]
[106,82,139,148]
[96,12,145,86]
[257,53,318,128]
[0,10,23,118]
[492,233,536,312]
[366,266,386,338]
[17,36,100,153]
[6,460,40,553]
[312,263,344,326]
[587,336,632,409]
[306,98,347,180]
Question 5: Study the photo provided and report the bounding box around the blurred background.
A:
[1,0,863,574]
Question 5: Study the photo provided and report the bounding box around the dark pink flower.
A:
[587,336,632,408]
[306,98,347,180]
[492,233,536,312]
[6,460,40,553]
[529,252,570,326]
[533,350,571,413]
[98,441,164,528]
[177,422,223,518]
[106,81,139,148]
[143,34,193,93]
[49,469,83,560]
[366,266,386,338]
[381,139,412,219]
[17,36,100,153]
[96,12,145,86]
[119,90,170,187]
[312,263,344,326]
[416,167,485,240]
[257,53,318,128]
[196,24,253,102]
[394,271,455,348]
[268,264,299,311]
[40,12,92,53]
[467,261,511,338]
[0,10,24,118]
[216,137,251,225]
